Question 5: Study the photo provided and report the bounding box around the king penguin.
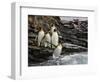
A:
[44,32,51,48]
[37,27,45,46]
[51,29,59,48]
[53,43,62,59]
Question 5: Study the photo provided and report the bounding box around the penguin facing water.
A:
[37,27,45,46]
[51,29,59,48]
[53,43,62,59]
[44,32,51,47]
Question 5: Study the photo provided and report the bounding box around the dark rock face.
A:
[28,15,88,66]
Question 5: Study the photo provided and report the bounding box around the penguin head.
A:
[39,27,43,31]
[57,43,62,49]
[53,24,55,27]
[58,42,63,48]
[50,23,55,28]
[50,23,54,27]
[54,29,57,32]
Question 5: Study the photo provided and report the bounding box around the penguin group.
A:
[37,24,62,59]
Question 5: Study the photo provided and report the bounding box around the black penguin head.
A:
[39,27,43,31]
[54,29,57,32]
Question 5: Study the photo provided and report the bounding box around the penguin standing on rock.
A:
[53,43,62,59]
[51,29,59,48]
[37,27,45,46]
[44,32,51,48]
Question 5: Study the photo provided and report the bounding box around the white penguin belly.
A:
[52,32,59,47]
[38,31,44,46]
[44,33,51,47]
[53,46,62,59]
